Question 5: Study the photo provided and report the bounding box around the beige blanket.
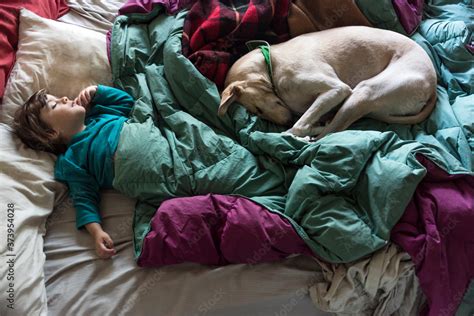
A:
[310,244,425,315]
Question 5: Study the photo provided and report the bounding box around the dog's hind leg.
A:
[315,55,436,140]
[314,84,373,140]
[289,81,352,137]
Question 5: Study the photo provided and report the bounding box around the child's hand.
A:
[74,85,97,110]
[94,230,116,259]
[85,222,116,259]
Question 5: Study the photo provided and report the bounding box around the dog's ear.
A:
[218,81,244,116]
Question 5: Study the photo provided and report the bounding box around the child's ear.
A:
[48,129,62,144]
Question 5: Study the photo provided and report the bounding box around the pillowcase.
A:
[0,123,64,316]
[0,8,113,124]
[0,8,112,315]
[0,0,69,100]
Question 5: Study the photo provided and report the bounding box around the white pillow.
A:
[0,124,65,316]
[0,8,112,315]
[0,8,112,124]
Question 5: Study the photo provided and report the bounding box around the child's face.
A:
[40,94,86,141]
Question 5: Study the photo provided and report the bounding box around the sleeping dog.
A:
[218,26,437,140]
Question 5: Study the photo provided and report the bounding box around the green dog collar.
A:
[245,40,276,92]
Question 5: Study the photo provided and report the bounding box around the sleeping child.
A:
[12,85,293,260]
[13,85,132,258]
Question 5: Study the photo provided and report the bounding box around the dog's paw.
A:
[287,124,324,139]
[286,126,308,137]
[283,129,314,142]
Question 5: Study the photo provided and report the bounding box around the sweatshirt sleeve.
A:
[69,179,101,230]
[55,155,102,230]
[87,84,135,117]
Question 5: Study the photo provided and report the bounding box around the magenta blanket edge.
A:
[391,154,474,316]
[119,0,192,15]
[391,0,424,34]
[137,194,313,267]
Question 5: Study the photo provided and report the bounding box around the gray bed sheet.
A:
[44,189,331,316]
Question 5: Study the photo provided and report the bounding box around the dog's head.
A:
[218,78,294,126]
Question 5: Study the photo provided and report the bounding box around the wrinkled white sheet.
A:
[44,190,332,316]
[59,0,125,34]
[310,244,425,315]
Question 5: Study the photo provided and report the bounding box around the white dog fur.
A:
[218,26,437,140]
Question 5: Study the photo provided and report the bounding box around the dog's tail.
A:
[381,91,437,125]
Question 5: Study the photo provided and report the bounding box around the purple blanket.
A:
[138,194,313,267]
[392,155,474,316]
[118,0,192,15]
[392,0,423,34]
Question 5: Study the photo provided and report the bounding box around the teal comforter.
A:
[109,1,473,263]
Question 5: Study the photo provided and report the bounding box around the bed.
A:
[0,1,472,315]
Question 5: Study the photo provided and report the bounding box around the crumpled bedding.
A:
[387,2,474,314]
[392,155,474,316]
[110,0,473,315]
[138,194,313,267]
[44,190,333,316]
[58,0,125,34]
[110,0,471,252]
[181,0,291,89]
[309,243,424,315]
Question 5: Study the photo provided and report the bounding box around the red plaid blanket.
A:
[182,0,291,89]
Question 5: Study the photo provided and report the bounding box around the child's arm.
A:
[70,184,116,259]
[85,222,116,259]
[86,85,135,118]
[68,182,116,259]
[91,85,135,108]
[55,156,116,259]
[74,85,135,117]
[74,85,97,112]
